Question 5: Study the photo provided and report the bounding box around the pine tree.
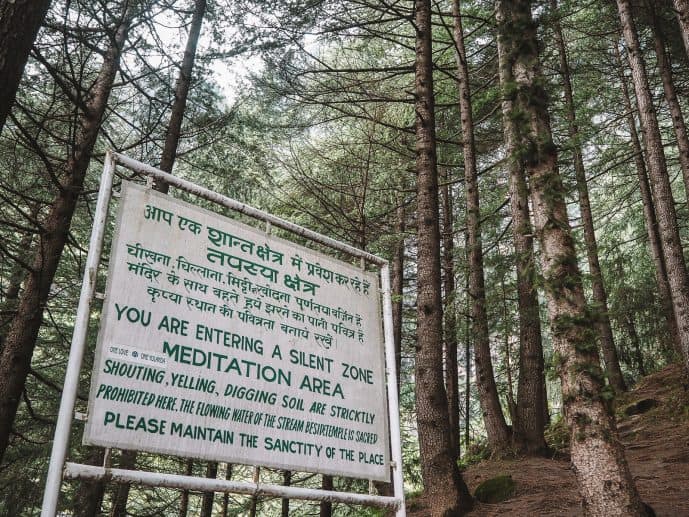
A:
[413,0,472,514]
[498,0,649,513]
[0,0,52,134]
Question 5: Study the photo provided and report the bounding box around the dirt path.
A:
[408,364,689,516]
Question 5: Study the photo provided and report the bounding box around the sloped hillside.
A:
[408,363,689,516]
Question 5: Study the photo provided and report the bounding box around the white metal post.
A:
[381,264,406,517]
[41,151,116,517]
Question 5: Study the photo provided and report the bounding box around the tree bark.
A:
[501,274,518,425]
[0,224,35,348]
[551,0,626,393]
[74,447,106,517]
[453,0,510,453]
[248,467,259,517]
[622,313,646,377]
[649,5,689,201]
[319,475,334,517]
[413,1,472,514]
[281,470,291,517]
[441,168,460,459]
[153,0,207,192]
[110,450,138,517]
[199,462,218,517]
[220,464,233,517]
[0,0,52,135]
[673,0,689,59]
[464,267,471,451]
[500,1,648,514]
[496,0,547,455]
[178,459,194,517]
[616,0,689,374]
[0,0,137,463]
[613,42,682,357]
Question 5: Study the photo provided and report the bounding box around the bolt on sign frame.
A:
[40,151,406,516]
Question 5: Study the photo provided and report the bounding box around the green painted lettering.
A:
[271,344,282,359]
[299,375,344,399]
[157,315,188,335]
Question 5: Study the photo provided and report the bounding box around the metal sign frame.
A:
[40,151,406,516]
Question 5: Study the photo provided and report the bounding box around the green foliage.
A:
[1,0,688,514]
[405,488,426,512]
[457,440,491,469]
[549,351,566,378]
[544,416,570,454]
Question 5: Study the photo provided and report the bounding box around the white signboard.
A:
[84,182,390,481]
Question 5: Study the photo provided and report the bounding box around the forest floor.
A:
[406,363,689,516]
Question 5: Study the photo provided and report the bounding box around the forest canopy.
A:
[1,0,689,515]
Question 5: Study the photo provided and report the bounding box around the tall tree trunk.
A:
[220,464,233,517]
[110,450,138,517]
[496,0,547,455]
[199,462,218,517]
[500,274,518,424]
[649,5,689,200]
[154,0,207,192]
[0,261,25,338]
[281,470,291,517]
[613,42,682,357]
[622,314,646,377]
[248,467,259,517]
[74,447,106,517]
[413,1,472,514]
[453,0,510,453]
[441,168,460,459]
[178,459,194,517]
[0,224,35,347]
[464,267,471,451]
[673,0,689,59]
[542,380,550,427]
[616,0,689,374]
[319,475,333,517]
[0,0,137,463]
[500,1,649,514]
[551,0,626,393]
[0,0,52,135]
